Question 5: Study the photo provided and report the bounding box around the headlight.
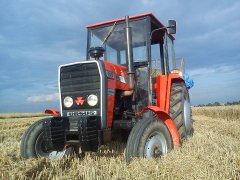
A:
[87,94,98,106]
[63,96,73,108]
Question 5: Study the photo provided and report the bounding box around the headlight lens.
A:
[87,94,98,106]
[63,96,73,108]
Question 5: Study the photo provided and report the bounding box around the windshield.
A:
[88,18,148,65]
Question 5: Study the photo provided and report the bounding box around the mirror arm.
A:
[150,26,170,40]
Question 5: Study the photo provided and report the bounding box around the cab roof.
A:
[86,12,164,28]
[86,13,174,41]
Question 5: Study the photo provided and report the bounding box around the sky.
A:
[0,0,240,113]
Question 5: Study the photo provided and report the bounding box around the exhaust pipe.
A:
[125,16,135,91]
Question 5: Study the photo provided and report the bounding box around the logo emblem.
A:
[75,97,85,105]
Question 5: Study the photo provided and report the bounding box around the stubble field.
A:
[0,105,240,179]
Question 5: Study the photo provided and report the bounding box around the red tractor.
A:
[20,13,193,162]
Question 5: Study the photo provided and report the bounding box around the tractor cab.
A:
[86,13,179,72]
[86,13,180,110]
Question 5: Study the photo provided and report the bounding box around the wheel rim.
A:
[144,132,168,158]
[35,132,72,160]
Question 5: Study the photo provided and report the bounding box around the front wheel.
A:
[20,118,72,160]
[125,118,173,163]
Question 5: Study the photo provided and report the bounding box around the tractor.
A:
[20,13,193,162]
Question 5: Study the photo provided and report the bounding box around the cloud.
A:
[0,0,240,112]
[188,64,240,78]
[27,93,59,103]
[188,63,240,105]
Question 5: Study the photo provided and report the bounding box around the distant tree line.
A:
[196,100,240,107]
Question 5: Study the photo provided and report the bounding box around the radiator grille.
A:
[60,62,101,113]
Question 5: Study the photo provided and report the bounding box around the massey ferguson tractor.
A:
[20,13,193,162]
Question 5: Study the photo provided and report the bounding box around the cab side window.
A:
[166,36,175,72]
[151,43,162,77]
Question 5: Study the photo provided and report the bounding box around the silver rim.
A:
[184,98,192,136]
[48,148,72,160]
[144,132,168,158]
[35,132,72,160]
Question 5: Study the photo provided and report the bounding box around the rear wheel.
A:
[125,118,173,163]
[20,118,73,160]
[170,82,193,141]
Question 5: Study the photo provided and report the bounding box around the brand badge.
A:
[75,97,85,105]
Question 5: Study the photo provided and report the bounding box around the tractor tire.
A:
[170,82,193,141]
[20,118,73,160]
[125,118,173,163]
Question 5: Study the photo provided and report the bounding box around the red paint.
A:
[101,60,130,128]
[86,12,174,40]
[45,109,60,117]
[101,58,184,135]
[75,97,85,106]
[107,95,115,128]
[136,73,185,146]
[154,74,184,113]
[86,13,153,28]
[137,106,180,146]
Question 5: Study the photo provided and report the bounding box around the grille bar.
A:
[61,89,99,96]
[61,69,99,79]
[61,82,100,93]
[61,76,100,85]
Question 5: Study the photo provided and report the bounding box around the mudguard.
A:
[45,109,60,117]
[137,106,180,146]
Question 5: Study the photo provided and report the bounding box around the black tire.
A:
[20,118,72,160]
[170,82,193,141]
[125,118,173,163]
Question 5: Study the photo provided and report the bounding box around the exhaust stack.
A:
[125,16,135,90]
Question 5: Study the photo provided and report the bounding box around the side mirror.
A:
[168,20,176,34]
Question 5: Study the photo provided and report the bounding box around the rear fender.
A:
[137,106,180,147]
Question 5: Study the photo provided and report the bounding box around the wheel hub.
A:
[144,132,168,158]
[153,147,162,157]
